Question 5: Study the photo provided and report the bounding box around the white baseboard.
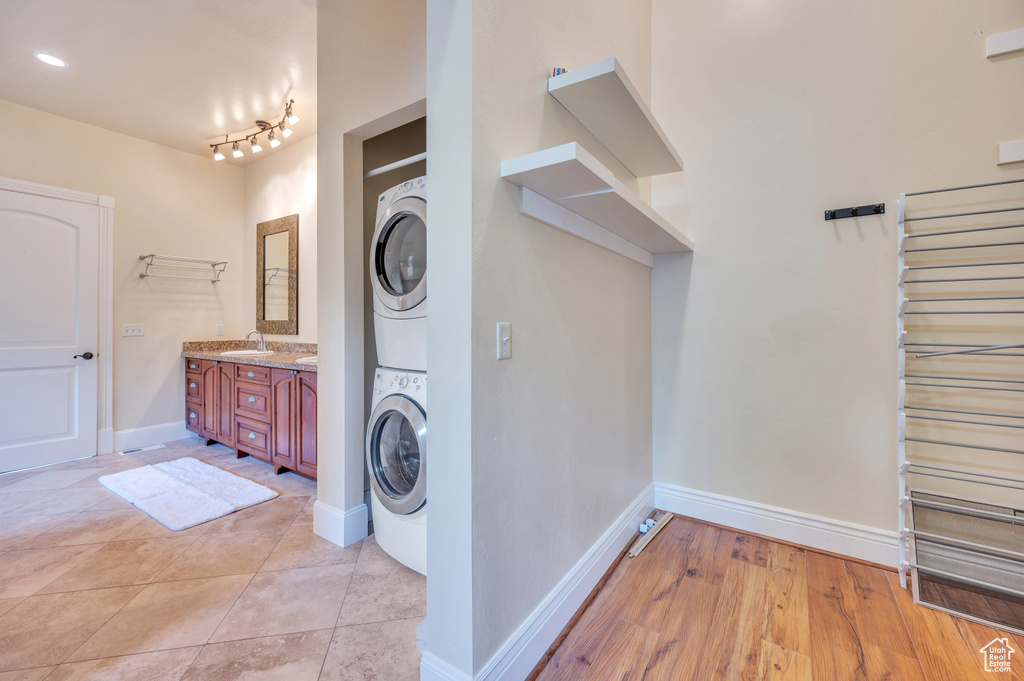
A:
[473,483,654,681]
[112,421,190,452]
[313,500,368,549]
[97,428,114,456]
[420,652,473,681]
[654,482,898,567]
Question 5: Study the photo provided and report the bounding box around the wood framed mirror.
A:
[257,214,298,335]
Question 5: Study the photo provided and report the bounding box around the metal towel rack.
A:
[264,267,294,288]
[139,254,227,283]
[896,176,1024,632]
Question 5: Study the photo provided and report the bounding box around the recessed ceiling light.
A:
[35,53,68,68]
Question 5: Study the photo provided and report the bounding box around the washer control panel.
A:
[372,369,426,404]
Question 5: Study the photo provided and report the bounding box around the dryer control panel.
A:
[379,175,427,207]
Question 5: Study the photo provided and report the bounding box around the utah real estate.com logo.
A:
[981,637,1015,673]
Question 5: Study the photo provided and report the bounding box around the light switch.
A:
[121,324,144,337]
[216,324,224,336]
[496,322,511,360]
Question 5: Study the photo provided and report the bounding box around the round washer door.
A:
[366,394,426,515]
[371,196,427,312]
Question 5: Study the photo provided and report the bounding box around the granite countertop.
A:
[182,340,317,372]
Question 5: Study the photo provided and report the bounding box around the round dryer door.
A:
[366,394,427,515]
[371,196,427,312]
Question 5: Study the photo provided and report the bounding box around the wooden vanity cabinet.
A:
[184,357,316,480]
[270,369,318,480]
[200,360,235,448]
[185,364,202,435]
[234,365,272,463]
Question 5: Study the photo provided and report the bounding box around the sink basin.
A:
[220,350,274,356]
[295,356,317,365]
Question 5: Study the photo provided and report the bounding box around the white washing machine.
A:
[366,366,426,575]
[371,176,427,372]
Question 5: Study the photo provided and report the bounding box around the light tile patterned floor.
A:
[0,438,424,680]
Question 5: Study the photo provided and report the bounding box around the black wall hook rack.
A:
[825,203,885,221]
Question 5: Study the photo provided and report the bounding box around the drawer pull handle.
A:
[248,432,257,439]
[248,371,255,377]
[248,396,256,403]
[189,412,196,419]
[189,382,196,388]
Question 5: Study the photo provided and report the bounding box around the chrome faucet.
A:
[246,329,267,352]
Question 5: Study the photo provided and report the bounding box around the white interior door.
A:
[0,189,99,473]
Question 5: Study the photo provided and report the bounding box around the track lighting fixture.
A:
[35,53,68,68]
[209,99,299,161]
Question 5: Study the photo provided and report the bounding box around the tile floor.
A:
[0,438,425,680]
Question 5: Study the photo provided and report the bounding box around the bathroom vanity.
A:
[183,341,318,480]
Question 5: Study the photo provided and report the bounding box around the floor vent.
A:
[117,444,166,456]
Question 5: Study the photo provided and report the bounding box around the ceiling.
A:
[0,0,317,167]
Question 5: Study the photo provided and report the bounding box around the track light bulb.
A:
[250,137,262,153]
[288,112,300,125]
[213,145,224,161]
[268,130,280,148]
[281,123,292,139]
[232,141,243,158]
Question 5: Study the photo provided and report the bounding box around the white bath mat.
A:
[98,457,278,531]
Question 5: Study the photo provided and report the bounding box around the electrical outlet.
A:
[121,324,144,337]
[216,324,224,336]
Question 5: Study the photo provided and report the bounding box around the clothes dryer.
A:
[371,177,426,372]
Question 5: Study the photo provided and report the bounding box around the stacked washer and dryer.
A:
[366,176,428,575]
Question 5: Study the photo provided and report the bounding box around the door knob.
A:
[73,352,94,360]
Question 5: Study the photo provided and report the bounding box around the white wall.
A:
[314,0,426,552]
[650,1,1024,537]
[242,133,318,342]
[0,98,244,437]
[435,0,656,671]
[425,0,474,674]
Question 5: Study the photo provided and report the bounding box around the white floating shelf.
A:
[998,140,1024,165]
[987,27,1024,58]
[548,57,683,178]
[501,143,693,267]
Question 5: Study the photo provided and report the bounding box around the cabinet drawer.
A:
[185,358,202,372]
[186,405,202,434]
[235,416,271,461]
[235,383,271,423]
[235,364,271,385]
[186,373,202,403]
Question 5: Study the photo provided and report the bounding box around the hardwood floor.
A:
[536,514,1024,680]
